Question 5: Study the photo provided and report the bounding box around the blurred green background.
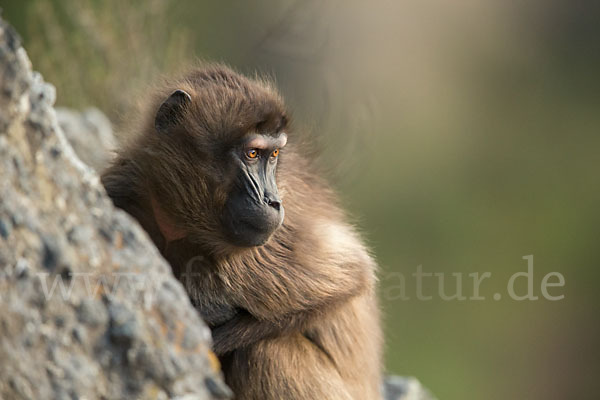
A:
[3,1,599,399]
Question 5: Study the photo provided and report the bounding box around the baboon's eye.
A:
[246,149,259,159]
[271,149,279,158]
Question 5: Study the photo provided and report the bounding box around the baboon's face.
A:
[221,132,287,247]
[153,86,288,247]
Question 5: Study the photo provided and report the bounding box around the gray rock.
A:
[0,15,230,400]
[56,106,116,171]
[384,376,437,400]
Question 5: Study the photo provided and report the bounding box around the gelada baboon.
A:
[102,65,382,399]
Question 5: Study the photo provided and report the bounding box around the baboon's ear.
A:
[155,89,192,133]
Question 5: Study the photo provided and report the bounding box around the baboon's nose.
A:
[265,196,281,211]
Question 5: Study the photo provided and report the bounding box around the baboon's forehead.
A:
[160,66,288,142]
[184,91,288,140]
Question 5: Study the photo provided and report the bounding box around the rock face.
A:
[0,16,230,400]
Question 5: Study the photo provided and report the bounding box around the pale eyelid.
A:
[246,136,268,150]
[245,132,288,150]
[278,133,288,148]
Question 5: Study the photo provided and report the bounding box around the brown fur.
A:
[102,64,382,399]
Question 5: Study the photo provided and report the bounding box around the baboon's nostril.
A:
[265,197,281,211]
